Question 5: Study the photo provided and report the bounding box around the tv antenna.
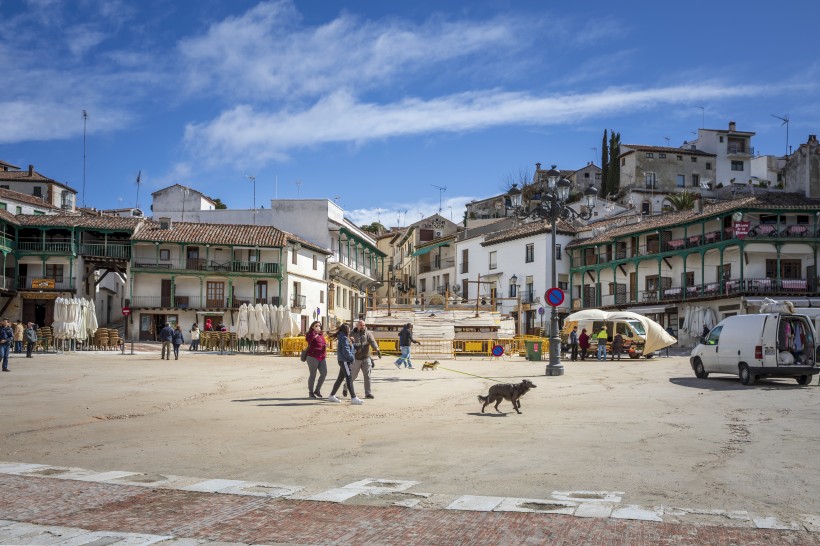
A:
[431,184,446,213]
[82,110,88,208]
[693,105,705,128]
[771,114,790,157]
[295,179,303,196]
[134,171,142,210]
[664,136,670,146]
[245,174,256,224]
[590,147,597,164]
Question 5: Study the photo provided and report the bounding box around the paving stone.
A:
[752,516,802,530]
[573,503,614,518]
[552,490,624,504]
[446,495,505,511]
[611,504,663,522]
[494,497,576,515]
[801,514,820,532]
[342,478,418,492]
[74,471,140,483]
[180,479,247,493]
[304,487,362,502]
[0,462,49,474]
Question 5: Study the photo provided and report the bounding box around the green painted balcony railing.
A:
[17,241,73,254]
[79,243,131,259]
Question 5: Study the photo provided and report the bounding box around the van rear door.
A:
[762,314,778,367]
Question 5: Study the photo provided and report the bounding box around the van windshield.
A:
[627,320,646,335]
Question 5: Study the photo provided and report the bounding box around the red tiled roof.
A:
[481,218,577,246]
[569,193,820,247]
[0,168,78,192]
[0,187,58,210]
[15,214,143,231]
[133,220,329,253]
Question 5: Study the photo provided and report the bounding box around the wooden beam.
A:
[0,296,12,317]
[93,270,111,287]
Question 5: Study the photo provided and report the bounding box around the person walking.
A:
[159,323,173,360]
[189,323,200,351]
[172,325,184,360]
[611,331,623,361]
[596,326,608,361]
[305,321,328,399]
[25,322,37,358]
[350,319,381,399]
[395,323,421,369]
[0,318,13,371]
[578,328,590,361]
[569,325,579,361]
[327,324,363,405]
[13,319,24,354]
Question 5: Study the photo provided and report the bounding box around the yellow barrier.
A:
[281,336,549,359]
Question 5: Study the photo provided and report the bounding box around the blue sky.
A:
[1,0,819,228]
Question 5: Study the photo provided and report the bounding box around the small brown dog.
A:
[422,360,440,371]
[478,379,537,414]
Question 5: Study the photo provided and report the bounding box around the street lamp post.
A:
[510,274,522,336]
[508,165,597,376]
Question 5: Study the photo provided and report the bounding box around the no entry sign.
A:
[545,288,565,308]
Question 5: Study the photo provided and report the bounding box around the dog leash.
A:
[435,366,501,383]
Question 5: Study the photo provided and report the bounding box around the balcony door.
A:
[161,279,172,307]
[255,281,268,304]
[187,247,203,270]
[207,281,225,308]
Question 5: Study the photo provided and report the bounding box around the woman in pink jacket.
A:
[305,321,328,398]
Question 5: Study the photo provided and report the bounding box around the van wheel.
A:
[693,358,709,379]
[796,375,812,385]
[739,364,756,386]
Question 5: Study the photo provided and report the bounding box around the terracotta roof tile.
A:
[0,187,58,209]
[133,220,329,253]
[15,214,143,230]
[0,209,18,224]
[481,218,577,246]
[0,169,78,191]
[569,193,820,247]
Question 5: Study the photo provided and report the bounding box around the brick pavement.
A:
[1,473,818,545]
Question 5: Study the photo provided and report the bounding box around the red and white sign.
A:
[733,221,751,239]
[121,307,131,316]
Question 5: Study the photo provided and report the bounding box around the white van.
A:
[690,313,819,385]
[562,318,648,358]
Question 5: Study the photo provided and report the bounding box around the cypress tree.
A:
[600,129,608,197]
[607,131,621,195]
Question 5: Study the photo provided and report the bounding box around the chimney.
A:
[28,165,34,176]
[159,217,172,230]
[535,162,541,171]
[694,195,703,213]
[809,135,817,143]
[728,121,736,132]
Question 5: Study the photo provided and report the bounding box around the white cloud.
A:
[345,195,480,228]
[178,0,528,101]
[184,82,772,164]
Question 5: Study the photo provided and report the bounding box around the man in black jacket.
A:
[394,323,420,369]
[159,323,174,360]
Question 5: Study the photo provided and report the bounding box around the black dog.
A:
[477,379,537,414]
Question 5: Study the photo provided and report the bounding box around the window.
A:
[159,249,170,261]
[312,254,317,270]
[645,152,654,158]
[0,203,6,210]
[658,153,666,159]
[45,264,64,281]
[33,210,45,215]
[766,259,801,279]
[705,162,712,170]
[0,185,7,189]
[15,206,22,214]
[509,283,517,298]
[292,249,298,265]
[461,249,469,273]
[621,158,626,166]
[676,175,685,188]
[525,243,534,263]
[420,278,426,292]
[33,187,42,198]
[797,215,809,224]
[719,136,724,143]
[644,172,656,189]
[255,281,268,304]
[462,278,469,300]
[691,174,700,187]
[206,281,225,307]
[731,161,744,171]
[555,244,562,260]
[489,251,497,270]
[319,290,324,303]
[525,276,534,302]
[584,172,590,178]
[641,201,651,215]
[677,155,683,161]
[691,156,697,162]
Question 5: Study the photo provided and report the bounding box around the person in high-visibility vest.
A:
[596,326,608,361]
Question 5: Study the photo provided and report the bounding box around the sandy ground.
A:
[1,347,819,519]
